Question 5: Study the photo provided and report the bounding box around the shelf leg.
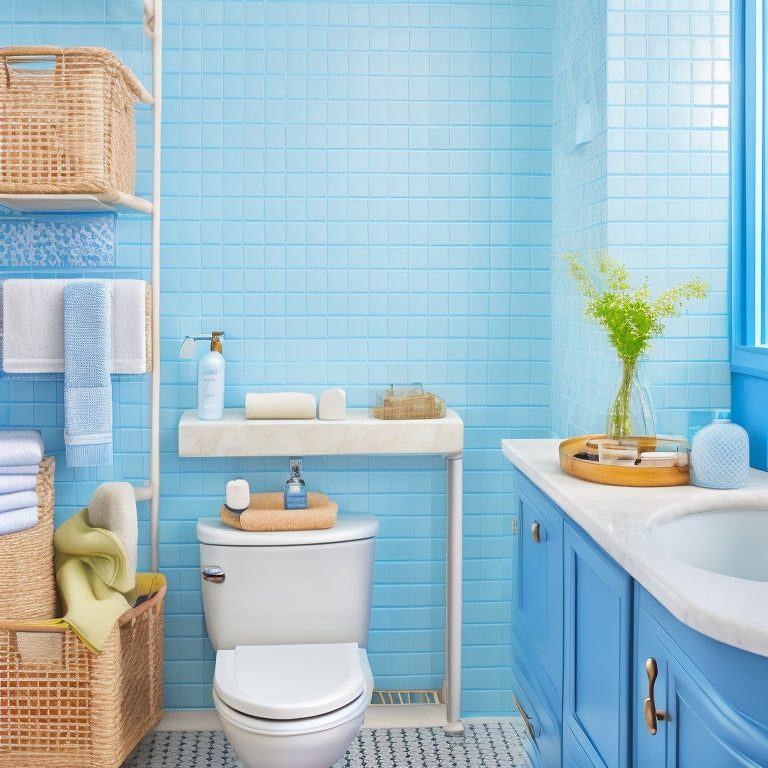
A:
[444,451,464,734]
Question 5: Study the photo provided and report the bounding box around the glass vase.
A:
[606,356,655,439]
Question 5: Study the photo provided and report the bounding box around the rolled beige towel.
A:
[245,392,317,420]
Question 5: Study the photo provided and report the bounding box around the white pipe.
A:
[149,0,162,573]
[444,452,464,733]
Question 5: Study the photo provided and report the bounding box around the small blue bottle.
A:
[284,458,308,509]
[690,411,750,489]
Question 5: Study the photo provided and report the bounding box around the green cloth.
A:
[53,508,137,652]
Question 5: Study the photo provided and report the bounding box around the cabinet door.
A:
[563,521,632,768]
[511,470,564,699]
[635,588,768,768]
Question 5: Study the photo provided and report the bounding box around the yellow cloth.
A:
[53,508,138,652]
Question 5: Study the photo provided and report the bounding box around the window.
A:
[732,1,768,376]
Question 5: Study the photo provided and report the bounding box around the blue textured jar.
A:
[690,411,750,489]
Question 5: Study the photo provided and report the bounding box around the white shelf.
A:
[0,192,153,214]
[178,407,464,457]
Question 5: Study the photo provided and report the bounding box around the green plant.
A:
[564,251,709,437]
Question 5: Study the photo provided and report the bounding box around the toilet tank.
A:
[198,514,378,651]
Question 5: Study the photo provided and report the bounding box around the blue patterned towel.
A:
[64,280,113,468]
[0,429,44,466]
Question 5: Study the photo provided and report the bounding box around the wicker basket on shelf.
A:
[0,573,166,768]
[0,456,57,621]
[0,46,150,195]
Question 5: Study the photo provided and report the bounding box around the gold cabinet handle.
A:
[644,657,667,735]
[512,695,536,741]
[531,521,541,543]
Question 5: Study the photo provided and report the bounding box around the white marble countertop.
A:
[179,408,464,456]
[502,438,768,657]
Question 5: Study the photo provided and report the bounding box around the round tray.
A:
[559,435,690,487]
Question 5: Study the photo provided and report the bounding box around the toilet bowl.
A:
[212,643,373,768]
[197,515,379,768]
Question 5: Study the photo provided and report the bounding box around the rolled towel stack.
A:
[0,429,44,535]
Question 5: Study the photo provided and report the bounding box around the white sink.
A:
[651,508,768,582]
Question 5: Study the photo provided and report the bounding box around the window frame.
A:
[731,0,768,377]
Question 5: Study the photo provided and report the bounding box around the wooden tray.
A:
[559,435,690,487]
[220,491,338,531]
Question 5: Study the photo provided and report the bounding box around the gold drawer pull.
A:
[531,521,541,543]
[644,657,667,735]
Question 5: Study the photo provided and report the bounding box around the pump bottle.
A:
[197,331,225,420]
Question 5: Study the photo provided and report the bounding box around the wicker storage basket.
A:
[0,46,150,195]
[0,572,165,768]
[0,457,57,621]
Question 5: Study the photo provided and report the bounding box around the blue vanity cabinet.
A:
[563,521,633,768]
[511,469,564,768]
[634,586,768,768]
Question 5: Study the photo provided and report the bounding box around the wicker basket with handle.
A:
[0,572,165,768]
[0,46,152,195]
[0,456,57,621]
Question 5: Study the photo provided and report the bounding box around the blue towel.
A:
[64,280,113,468]
[0,490,38,514]
[0,429,44,466]
[0,474,37,494]
[0,507,38,535]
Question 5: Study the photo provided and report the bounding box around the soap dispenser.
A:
[690,410,750,489]
[284,457,308,510]
[197,331,225,420]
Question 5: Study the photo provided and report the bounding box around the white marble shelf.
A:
[178,407,464,457]
[0,192,153,214]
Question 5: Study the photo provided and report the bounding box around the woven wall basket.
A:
[0,456,56,621]
[0,46,149,195]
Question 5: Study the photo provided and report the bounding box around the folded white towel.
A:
[0,429,44,467]
[0,507,37,535]
[1,279,148,375]
[245,392,317,420]
[0,465,39,475]
[0,474,37,494]
[0,490,38,514]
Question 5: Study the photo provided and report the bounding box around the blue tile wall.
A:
[0,0,736,718]
[0,0,553,716]
[550,0,731,440]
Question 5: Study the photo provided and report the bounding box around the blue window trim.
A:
[732,0,768,378]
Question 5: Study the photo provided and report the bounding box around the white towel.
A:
[1,279,148,374]
[0,474,37,494]
[0,465,39,475]
[111,280,148,374]
[0,507,38,535]
[0,429,44,466]
[244,392,317,419]
[1,279,67,373]
[0,490,38,514]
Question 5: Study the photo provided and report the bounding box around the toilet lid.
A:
[213,642,365,720]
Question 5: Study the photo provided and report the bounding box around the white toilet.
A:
[197,514,378,768]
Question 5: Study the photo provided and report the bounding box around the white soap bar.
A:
[319,388,346,420]
[226,478,250,511]
[244,392,317,420]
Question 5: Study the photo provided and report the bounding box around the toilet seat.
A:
[214,642,365,720]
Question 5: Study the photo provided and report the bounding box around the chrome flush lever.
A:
[202,566,225,584]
